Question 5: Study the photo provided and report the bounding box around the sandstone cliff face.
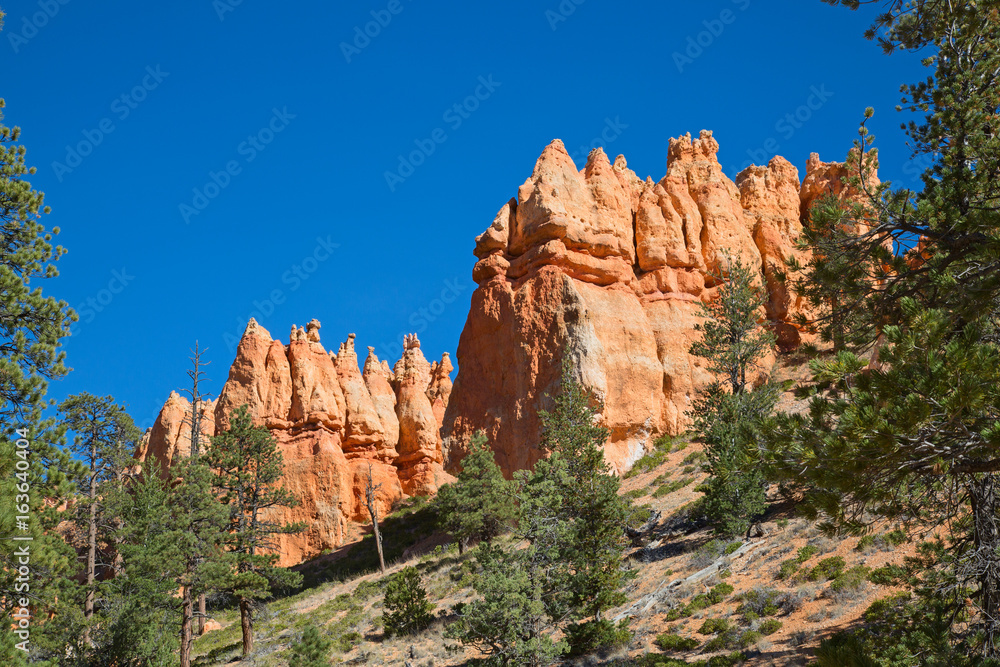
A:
[142,321,453,567]
[443,132,871,477]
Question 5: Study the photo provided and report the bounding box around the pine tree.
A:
[0,84,76,663]
[381,566,434,637]
[288,624,333,667]
[688,256,777,538]
[58,393,142,645]
[538,357,634,653]
[768,1,1000,659]
[116,458,231,667]
[436,431,516,553]
[206,405,305,657]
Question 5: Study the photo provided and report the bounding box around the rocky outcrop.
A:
[443,132,873,477]
[135,392,216,474]
[141,321,453,567]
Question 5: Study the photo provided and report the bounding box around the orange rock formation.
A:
[140,321,453,566]
[443,131,871,477]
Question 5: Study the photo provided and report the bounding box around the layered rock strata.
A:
[443,131,872,476]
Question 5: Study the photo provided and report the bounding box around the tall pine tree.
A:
[768,1,1000,660]
[206,405,304,657]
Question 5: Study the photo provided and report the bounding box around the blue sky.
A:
[1,0,927,431]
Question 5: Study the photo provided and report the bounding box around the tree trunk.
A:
[374,519,386,575]
[198,593,207,635]
[180,585,193,667]
[971,473,1000,660]
[84,453,98,646]
[239,596,253,656]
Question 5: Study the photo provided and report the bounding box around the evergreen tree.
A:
[0,78,76,663]
[58,393,142,644]
[206,405,305,657]
[288,624,333,667]
[768,1,1000,660]
[436,430,516,553]
[538,357,634,653]
[688,256,777,538]
[448,361,635,662]
[381,566,434,637]
[117,458,231,667]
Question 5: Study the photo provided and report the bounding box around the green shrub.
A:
[381,567,434,637]
[681,451,706,465]
[288,625,333,667]
[655,632,700,652]
[565,618,632,657]
[624,488,648,500]
[724,541,743,555]
[737,587,803,618]
[332,631,362,653]
[759,618,783,635]
[698,617,733,635]
[808,556,846,581]
[705,628,761,651]
[777,544,821,581]
[829,566,871,602]
[654,478,694,498]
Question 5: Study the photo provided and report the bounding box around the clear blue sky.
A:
[1,0,926,431]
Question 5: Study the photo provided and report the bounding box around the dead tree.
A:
[365,463,386,575]
[182,341,213,635]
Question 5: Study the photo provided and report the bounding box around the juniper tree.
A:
[768,1,1000,660]
[206,405,305,657]
[381,566,434,637]
[436,430,516,553]
[689,256,777,538]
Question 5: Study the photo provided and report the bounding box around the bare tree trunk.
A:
[364,464,386,575]
[239,596,253,656]
[374,518,385,575]
[970,473,1000,659]
[198,593,207,635]
[180,585,193,667]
